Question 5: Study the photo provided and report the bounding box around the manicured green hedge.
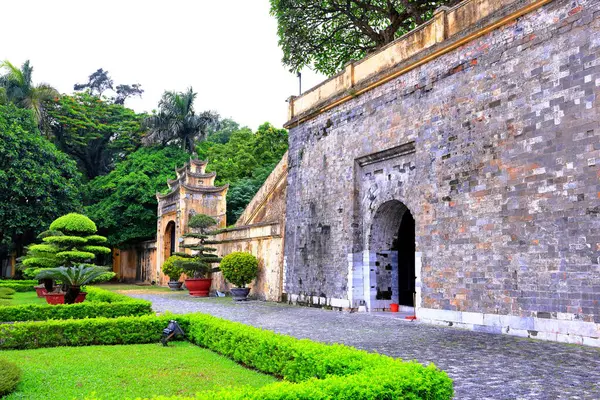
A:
[0,314,183,350]
[0,281,36,292]
[0,358,21,397]
[180,314,454,399]
[0,287,153,322]
[1,312,453,399]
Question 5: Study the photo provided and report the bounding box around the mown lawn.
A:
[2,342,277,399]
[0,291,46,306]
[93,283,173,293]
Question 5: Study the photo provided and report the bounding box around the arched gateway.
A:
[368,200,416,310]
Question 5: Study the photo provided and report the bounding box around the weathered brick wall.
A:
[285,0,600,325]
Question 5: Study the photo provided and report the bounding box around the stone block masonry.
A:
[283,0,600,345]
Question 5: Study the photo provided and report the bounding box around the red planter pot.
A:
[74,292,87,303]
[45,293,65,305]
[35,286,48,298]
[185,278,212,297]
[390,303,399,313]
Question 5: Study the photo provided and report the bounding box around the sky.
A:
[1,0,325,129]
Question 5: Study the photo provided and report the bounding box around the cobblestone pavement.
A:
[125,292,600,400]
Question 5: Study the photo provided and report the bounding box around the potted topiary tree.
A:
[20,213,113,304]
[162,255,185,290]
[219,252,258,301]
[36,265,112,304]
[173,214,222,297]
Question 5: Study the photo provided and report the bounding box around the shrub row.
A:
[0,279,37,284]
[0,281,36,292]
[0,314,183,350]
[0,358,21,397]
[1,313,453,399]
[180,314,453,399]
[0,287,153,322]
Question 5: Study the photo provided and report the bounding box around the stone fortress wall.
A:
[283,0,600,345]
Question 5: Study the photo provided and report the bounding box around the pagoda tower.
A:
[155,158,228,284]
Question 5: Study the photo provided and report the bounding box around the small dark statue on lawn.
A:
[161,320,185,346]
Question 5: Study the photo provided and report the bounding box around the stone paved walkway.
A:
[125,292,600,400]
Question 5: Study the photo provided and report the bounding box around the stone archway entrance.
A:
[164,221,176,261]
[368,200,416,310]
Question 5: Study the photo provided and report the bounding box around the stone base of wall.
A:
[418,308,600,347]
[283,293,600,347]
[284,293,353,311]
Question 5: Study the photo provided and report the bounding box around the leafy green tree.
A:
[0,60,58,126]
[74,68,144,105]
[143,87,218,154]
[46,92,144,179]
[37,265,111,303]
[197,122,288,223]
[0,104,82,263]
[270,0,459,76]
[85,146,190,246]
[205,118,240,144]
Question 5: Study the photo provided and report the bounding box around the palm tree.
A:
[143,87,218,153]
[36,265,110,304]
[0,60,59,126]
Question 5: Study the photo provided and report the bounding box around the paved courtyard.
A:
[125,291,600,400]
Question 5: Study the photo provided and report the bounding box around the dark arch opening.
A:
[394,210,415,306]
[164,221,176,261]
[369,200,416,308]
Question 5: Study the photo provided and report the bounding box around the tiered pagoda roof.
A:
[156,158,229,201]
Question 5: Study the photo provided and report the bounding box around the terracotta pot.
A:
[35,286,48,298]
[168,281,183,291]
[230,287,250,301]
[45,293,65,305]
[185,278,212,297]
[390,303,399,313]
[74,292,87,303]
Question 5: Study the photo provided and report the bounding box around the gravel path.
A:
[125,292,600,400]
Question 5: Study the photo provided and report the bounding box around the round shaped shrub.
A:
[84,235,108,244]
[50,213,97,235]
[219,252,258,287]
[43,235,88,246]
[188,214,217,230]
[56,250,96,263]
[162,256,186,281]
[0,359,21,397]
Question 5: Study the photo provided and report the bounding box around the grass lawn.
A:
[2,342,277,399]
[0,291,46,306]
[93,283,173,293]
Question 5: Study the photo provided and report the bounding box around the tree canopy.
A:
[46,92,144,179]
[84,145,190,246]
[0,104,82,259]
[197,122,288,223]
[0,60,58,126]
[74,68,144,105]
[143,88,218,154]
[270,0,458,76]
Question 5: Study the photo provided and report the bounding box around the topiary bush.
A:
[49,213,97,235]
[161,256,186,282]
[174,214,222,278]
[0,287,16,299]
[0,358,21,397]
[19,213,113,303]
[219,252,258,287]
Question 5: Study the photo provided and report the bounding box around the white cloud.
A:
[1,0,325,129]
